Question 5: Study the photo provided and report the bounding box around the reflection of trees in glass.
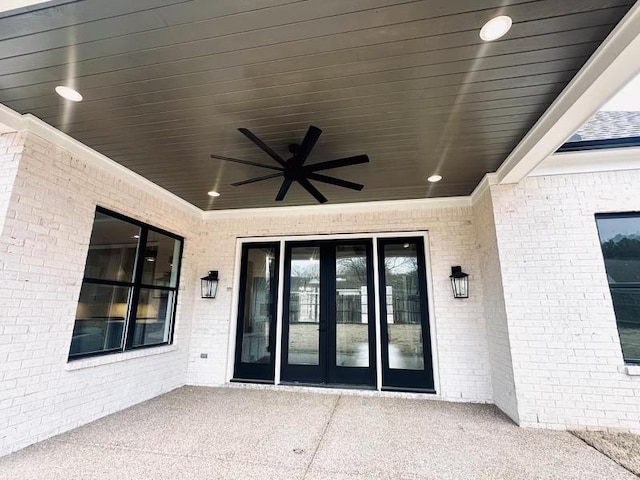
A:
[601,236,640,259]
[385,254,420,325]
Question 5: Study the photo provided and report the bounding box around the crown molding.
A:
[496,2,640,185]
[202,195,472,220]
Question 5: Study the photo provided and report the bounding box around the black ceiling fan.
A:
[210,125,369,204]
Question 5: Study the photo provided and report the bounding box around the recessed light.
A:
[132,234,140,239]
[480,15,512,41]
[427,174,442,183]
[55,85,83,102]
[208,191,221,197]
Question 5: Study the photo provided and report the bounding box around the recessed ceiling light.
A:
[55,85,83,102]
[208,191,221,197]
[480,15,512,41]
[132,234,140,239]
[427,174,442,183]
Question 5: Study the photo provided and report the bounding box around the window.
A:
[596,213,640,363]
[69,207,183,360]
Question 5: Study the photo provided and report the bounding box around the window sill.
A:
[624,365,640,376]
[65,345,178,371]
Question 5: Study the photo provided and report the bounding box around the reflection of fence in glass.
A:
[289,289,320,323]
[336,286,368,324]
[385,286,420,325]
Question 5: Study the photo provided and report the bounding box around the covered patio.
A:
[0,387,633,480]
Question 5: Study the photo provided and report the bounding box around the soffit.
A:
[0,0,634,209]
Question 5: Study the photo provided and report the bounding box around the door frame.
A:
[225,232,440,393]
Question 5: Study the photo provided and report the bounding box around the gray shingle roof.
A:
[569,111,640,142]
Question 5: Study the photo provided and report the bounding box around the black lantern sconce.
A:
[201,271,219,299]
[449,266,469,299]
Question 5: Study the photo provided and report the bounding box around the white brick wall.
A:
[491,169,640,431]
[0,131,201,456]
[473,188,518,422]
[0,132,26,237]
[189,206,494,403]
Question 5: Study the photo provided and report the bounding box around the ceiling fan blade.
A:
[294,125,322,166]
[306,155,369,172]
[231,172,283,186]
[275,178,293,201]
[210,154,283,172]
[298,177,328,204]
[306,173,364,191]
[238,128,287,168]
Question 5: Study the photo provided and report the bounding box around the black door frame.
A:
[280,239,377,386]
[232,242,280,383]
[377,237,435,392]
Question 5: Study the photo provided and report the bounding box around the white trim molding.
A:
[531,147,640,177]
[203,196,472,220]
[496,2,640,185]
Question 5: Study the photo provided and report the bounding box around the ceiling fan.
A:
[210,125,369,204]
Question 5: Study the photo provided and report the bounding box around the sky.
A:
[601,73,640,111]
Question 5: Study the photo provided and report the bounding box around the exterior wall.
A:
[473,188,519,422]
[0,131,200,456]
[189,205,494,403]
[491,169,640,431]
[0,132,25,235]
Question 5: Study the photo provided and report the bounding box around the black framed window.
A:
[69,207,184,360]
[596,213,640,363]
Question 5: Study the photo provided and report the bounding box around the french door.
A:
[232,235,434,392]
[377,238,434,392]
[281,240,376,387]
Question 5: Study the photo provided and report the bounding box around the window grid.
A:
[68,207,184,360]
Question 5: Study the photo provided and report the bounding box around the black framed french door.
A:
[377,237,434,392]
[233,242,280,382]
[281,239,376,386]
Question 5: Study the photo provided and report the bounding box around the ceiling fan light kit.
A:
[211,125,369,204]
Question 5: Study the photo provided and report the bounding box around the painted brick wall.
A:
[0,131,200,456]
[473,188,518,422]
[189,205,494,403]
[491,170,640,431]
[0,132,26,236]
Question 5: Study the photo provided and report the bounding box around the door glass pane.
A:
[240,246,277,364]
[131,288,174,347]
[288,246,320,365]
[70,283,129,356]
[336,244,369,367]
[83,211,140,282]
[383,242,424,370]
[141,230,181,287]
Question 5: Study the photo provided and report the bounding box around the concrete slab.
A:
[0,387,634,480]
[572,430,640,476]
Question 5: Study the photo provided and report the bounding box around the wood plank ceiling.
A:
[0,0,634,210]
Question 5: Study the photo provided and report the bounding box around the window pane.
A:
[335,244,369,367]
[611,288,640,361]
[141,231,181,287]
[288,246,320,365]
[597,216,640,284]
[83,212,140,282]
[383,242,424,370]
[131,288,174,347]
[239,246,277,364]
[70,283,129,356]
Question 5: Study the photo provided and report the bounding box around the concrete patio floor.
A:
[0,386,635,480]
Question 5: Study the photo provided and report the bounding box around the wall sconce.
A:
[201,271,219,299]
[449,266,469,299]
